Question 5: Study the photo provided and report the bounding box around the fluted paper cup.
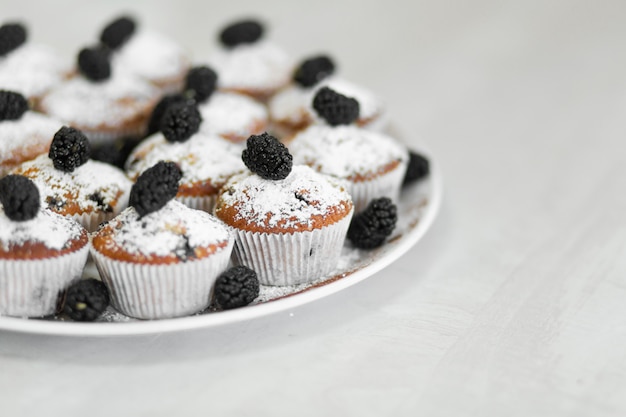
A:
[176,195,217,213]
[348,162,407,213]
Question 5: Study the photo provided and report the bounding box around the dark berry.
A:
[78,46,111,82]
[347,197,397,249]
[160,101,202,142]
[129,161,182,217]
[0,23,27,56]
[312,86,360,126]
[147,93,188,136]
[403,151,430,186]
[62,278,110,322]
[0,175,40,221]
[293,55,336,87]
[184,66,217,103]
[100,16,136,49]
[48,126,91,173]
[0,90,28,121]
[214,266,259,310]
[242,132,292,180]
[219,19,263,48]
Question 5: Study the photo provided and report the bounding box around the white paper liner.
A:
[348,161,407,213]
[175,194,217,213]
[90,240,233,319]
[0,243,90,317]
[230,210,353,286]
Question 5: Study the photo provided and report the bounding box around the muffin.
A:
[126,101,245,212]
[13,126,132,231]
[0,90,63,176]
[289,87,408,212]
[37,45,160,145]
[146,66,268,143]
[91,161,233,319]
[0,175,89,317]
[98,16,190,93]
[208,19,293,101]
[0,22,70,103]
[269,55,387,135]
[214,133,354,286]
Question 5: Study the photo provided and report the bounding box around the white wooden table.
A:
[1,0,625,415]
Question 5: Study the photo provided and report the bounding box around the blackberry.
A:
[347,197,397,249]
[62,278,110,322]
[214,266,259,310]
[0,175,40,221]
[242,132,292,180]
[100,16,136,49]
[0,90,28,121]
[403,151,430,186]
[293,55,335,87]
[185,66,217,103]
[312,87,359,126]
[78,46,111,82]
[48,126,91,173]
[0,23,27,56]
[160,101,202,143]
[129,161,182,217]
[147,93,188,136]
[219,19,263,48]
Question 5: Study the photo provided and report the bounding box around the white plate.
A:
[0,147,442,337]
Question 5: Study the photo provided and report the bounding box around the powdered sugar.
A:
[38,74,159,129]
[209,40,293,92]
[0,111,62,161]
[101,200,230,257]
[0,207,84,251]
[14,154,131,214]
[0,43,70,100]
[126,132,245,186]
[289,125,409,179]
[198,92,267,138]
[218,165,352,229]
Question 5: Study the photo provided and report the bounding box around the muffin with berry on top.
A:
[208,19,293,101]
[12,126,132,231]
[126,101,246,212]
[91,161,234,319]
[289,87,409,212]
[0,175,89,317]
[214,133,354,286]
[0,90,63,176]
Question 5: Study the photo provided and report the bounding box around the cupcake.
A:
[0,90,63,176]
[98,16,190,93]
[12,126,132,231]
[208,19,293,101]
[126,101,245,212]
[289,87,408,212]
[91,161,233,319]
[214,133,354,286]
[0,175,89,317]
[37,45,160,145]
[269,55,387,135]
[0,22,70,103]
[146,65,268,143]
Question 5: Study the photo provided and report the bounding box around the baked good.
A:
[91,161,233,319]
[0,22,70,103]
[99,16,190,93]
[214,133,354,286]
[126,101,246,212]
[0,90,62,176]
[37,45,160,144]
[208,19,293,101]
[289,87,408,212]
[269,55,387,135]
[13,126,132,231]
[0,175,89,317]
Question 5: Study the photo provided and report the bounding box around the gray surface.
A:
[2,0,626,416]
